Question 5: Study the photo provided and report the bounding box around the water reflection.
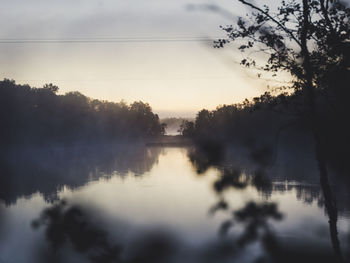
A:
[188,144,350,217]
[0,146,349,263]
[0,144,162,205]
[188,142,350,262]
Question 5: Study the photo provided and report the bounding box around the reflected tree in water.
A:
[0,146,162,205]
[188,145,349,262]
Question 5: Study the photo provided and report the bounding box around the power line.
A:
[12,76,238,82]
[0,36,212,40]
[0,36,218,44]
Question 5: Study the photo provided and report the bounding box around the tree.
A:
[214,1,349,262]
[0,80,164,145]
[43,83,59,94]
[178,120,195,137]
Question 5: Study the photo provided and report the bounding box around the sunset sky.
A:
[0,0,282,117]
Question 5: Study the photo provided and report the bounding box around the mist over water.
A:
[1,0,350,262]
[0,145,349,263]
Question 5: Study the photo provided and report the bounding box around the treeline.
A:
[182,91,303,144]
[182,88,350,171]
[0,79,164,146]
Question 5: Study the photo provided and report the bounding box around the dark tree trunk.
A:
[314,131,344,263]
[301,1,344,262]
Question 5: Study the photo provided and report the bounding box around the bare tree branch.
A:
[237,0,303,47]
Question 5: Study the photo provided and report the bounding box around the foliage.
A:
[214,0,350,96]
[178,120,195,137]
[185,0,350,172]
[183,91,299,142]
[0,79,164,146]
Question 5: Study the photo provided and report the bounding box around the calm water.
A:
[0,145,349,263]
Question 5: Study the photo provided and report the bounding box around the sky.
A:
[0,0,284,117]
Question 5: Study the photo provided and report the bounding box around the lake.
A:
[0,145,349,263]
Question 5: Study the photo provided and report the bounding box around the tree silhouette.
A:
[0,79,165,146]
[213,1,349,262]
